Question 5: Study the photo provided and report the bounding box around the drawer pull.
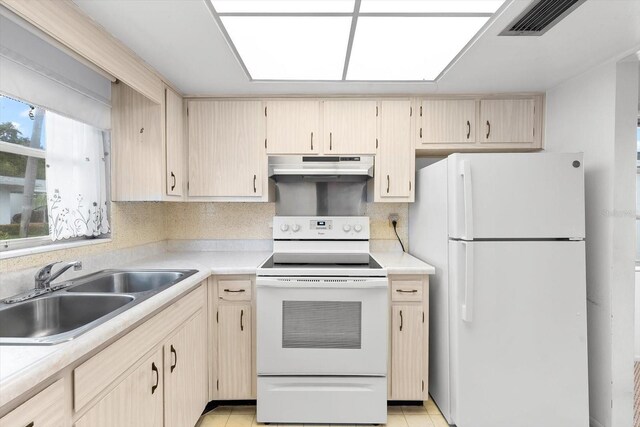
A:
[399,310,403,332]
[151,362,159,394]
[396,289,418,293]
[25,423,34,427]
[240,309,244,331]
[224,288,246,293]
[170,345,177,373]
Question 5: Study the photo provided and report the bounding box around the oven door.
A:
[256,277,388,376]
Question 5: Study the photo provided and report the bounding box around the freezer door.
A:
[448,153,585,239]
[448,240,589,427]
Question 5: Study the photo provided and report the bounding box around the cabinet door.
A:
[0,380,65,427]
[165,87,184,196]
[323,100,377,154]
[112,82,163,201]
[217,304,252,399]
[188,100,264,197]
[164,310,207,427]
[390,305,423,400]
[377,100,413,200]
[420,99,475,144]
[75,349,163,427]
[480,99,535,144]
[265,100,320,154]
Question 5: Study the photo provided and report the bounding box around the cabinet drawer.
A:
[391,281,423,302]
[0,379,65,427]
[218,280,252,301]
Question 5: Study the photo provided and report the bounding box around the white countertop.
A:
[0,249,433,409]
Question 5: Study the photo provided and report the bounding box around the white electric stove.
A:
[256,216,388,424]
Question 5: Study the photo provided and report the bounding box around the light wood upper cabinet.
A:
[75,349,164,427]
[323,100,377,154]
[188,100,264,197]
[0,380,65,427]
[111,82,163,201]
[480,99,535,144]
[419,99,476,144]
[217,303,253,399]
[375,100,414,202]
[265,100,320,154]
[165,87,184,197]
[163,310,207,427]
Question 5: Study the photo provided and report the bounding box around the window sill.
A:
[0,237,112,260]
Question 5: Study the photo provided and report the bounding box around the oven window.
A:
[282,301,362,349]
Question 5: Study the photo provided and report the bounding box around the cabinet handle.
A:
[253,174,257,193]
[240,309,244,331]
[419,127,422,138]
[486,120,491,139]
[139,127,144,134]
[170,345,177,373]
[399,310,403,332]
[376,138,378,149]
[170,172,176,191]
[396,289,418,293]
[329,132,332,150]
[24,423,34,427]
[387,175,390,194]
[224,288,245,293]
[310,132,314,150]
[151,362,159,394]
[466,120,471,139]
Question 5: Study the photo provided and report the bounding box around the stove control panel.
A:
[273,216,370,240]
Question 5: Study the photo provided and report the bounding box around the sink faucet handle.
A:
[34,261,63,280]
[34,261,83,289]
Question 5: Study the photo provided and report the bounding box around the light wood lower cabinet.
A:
[75,349,164,427]
[0,380,66,427]
[209,276,255,400]
[389,275,429,401]
[163,309,207,427]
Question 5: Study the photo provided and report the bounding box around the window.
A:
[0,9,113,253]
[0,95,110,251]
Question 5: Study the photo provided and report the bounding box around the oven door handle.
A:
[256,282,388,289]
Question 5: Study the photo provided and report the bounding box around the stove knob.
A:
[292,224,301,232]
[343,224,352,232]
[354,224,363,232]
[280,224,289,232]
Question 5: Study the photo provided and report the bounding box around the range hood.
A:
[268,155,374,180]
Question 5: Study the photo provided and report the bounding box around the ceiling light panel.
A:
[347,16,489,81]
[221,16,351,80]
[359,0,505,13]
[212,0,355,13]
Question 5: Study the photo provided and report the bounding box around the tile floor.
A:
[196,399,449,427]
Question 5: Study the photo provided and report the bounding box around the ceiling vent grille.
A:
[500,0,587,36]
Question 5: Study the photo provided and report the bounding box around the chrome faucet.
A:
[35,261,83,290]
[1,261,83,304]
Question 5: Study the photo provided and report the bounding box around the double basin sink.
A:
[0,269,198,345]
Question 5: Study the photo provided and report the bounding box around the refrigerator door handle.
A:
[461,241,474,323]
[459,160,474,239]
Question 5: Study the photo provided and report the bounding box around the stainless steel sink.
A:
[0,269,198,345]
[67,270,192,294]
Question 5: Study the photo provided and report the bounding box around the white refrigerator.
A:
[409,153,589,427]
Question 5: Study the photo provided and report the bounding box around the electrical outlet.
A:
[388,213,399,226]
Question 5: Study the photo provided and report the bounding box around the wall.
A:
[545,58,638,427]
[0,202,168,273]
[165,202,409,247]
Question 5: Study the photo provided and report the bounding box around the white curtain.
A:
[45,112,110,241]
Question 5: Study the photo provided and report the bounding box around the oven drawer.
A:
[218,279,252,301]
[257,376,387,424]
[391,280,423,302]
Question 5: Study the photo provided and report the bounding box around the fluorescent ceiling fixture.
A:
[212,0,355,13]
[359,0,506,13]
[221,16,351,80]
[347,17,490,80]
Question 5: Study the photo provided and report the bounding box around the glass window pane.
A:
[347,16,489,80]
[221,16,351,80]
[213,0,355,13]
[0,95,47,150]
[0,153,48,240]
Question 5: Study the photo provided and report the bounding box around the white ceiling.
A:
[73,0,640,96]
